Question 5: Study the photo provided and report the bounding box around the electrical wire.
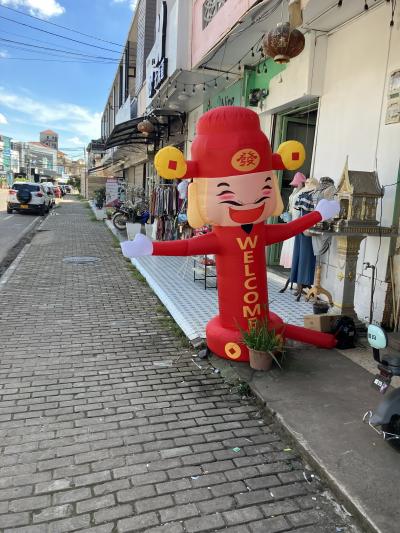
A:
[0,36,123,61]
[0,4,125,48]
[1,56,118,64]
[0,27,126,59]
[0,13,123,54]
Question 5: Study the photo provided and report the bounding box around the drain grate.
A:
[63,256,100,264]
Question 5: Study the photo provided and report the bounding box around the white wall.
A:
[266,31,327,113]
[312,4,400,322]
[146,0,192,109]
[115,97,131,125]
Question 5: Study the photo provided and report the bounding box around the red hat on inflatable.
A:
[154,106,305,180]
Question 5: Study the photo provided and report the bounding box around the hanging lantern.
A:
[262,22,305,64]
[137,119,154,136]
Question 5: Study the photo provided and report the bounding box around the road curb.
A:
[0,243,32,288]
[0,215,43,281]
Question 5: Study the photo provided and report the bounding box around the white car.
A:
[7,182,51,215]
[41,182,56,207]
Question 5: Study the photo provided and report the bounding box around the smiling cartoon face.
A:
[192,171,283,227]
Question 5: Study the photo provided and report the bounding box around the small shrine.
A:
[311,159,396,329]
[334,158,384,232]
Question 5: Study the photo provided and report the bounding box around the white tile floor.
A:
[133,255,314,342]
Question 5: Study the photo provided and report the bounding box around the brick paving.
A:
[0,197,357,533]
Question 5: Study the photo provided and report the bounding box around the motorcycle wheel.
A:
[113,212,128,231]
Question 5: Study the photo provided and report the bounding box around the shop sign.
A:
[105,178,119,207]
[147,1,168,99]
[205,80,242,112]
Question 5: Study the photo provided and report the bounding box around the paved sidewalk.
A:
[0,197,357,533]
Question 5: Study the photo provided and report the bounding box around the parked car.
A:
[7,182,51,215]
[65,185,72,193]
[41,182,56,207]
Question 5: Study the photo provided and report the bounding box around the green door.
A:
[268,110,317,266]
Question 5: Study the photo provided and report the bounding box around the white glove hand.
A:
[121,234,153,258]
[315,199,340,221]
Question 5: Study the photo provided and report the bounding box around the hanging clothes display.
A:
[279,172,306,268]
[149,184,192,241]
[289,178,319,287]
[311,177,337,257]
[149,185,179,241]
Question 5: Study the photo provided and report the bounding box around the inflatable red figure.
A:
[122,107,339,362]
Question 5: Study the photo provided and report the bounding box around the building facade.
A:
[94,0,400,326]
[40,129,59,150]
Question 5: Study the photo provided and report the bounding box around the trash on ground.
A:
[303,471,314,483]
[232,447,241,452]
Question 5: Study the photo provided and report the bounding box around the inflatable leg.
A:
[284,323,337,349]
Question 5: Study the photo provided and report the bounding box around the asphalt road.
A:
[0,189,40,265]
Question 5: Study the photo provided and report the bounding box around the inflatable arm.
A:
[265,211,321,245]
[153,232,220,256]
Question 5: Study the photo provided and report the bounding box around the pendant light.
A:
[263,22,305,64]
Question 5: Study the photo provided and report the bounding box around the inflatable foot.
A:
[284,323,336,349]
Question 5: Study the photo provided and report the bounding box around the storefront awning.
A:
[105,117,153,150]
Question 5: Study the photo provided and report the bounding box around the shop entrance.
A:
[268,101,318,266]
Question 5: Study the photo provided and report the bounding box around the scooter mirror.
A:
[367,324,388,350]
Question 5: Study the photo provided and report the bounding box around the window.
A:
[12,183,40,191]
[202,0,227,29]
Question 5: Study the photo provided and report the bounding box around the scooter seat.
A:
[381,355,400,375]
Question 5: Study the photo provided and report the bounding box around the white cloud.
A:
[0,112,7,124]
[0,50,8,58]
[0,0,65,18]
[0,87,100,141]
[112,0,138,11]
[67,136,85,147]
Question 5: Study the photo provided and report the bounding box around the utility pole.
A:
[83,146,88,198]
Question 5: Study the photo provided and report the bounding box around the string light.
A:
[251,47,255,57]
[364,1,369,10]
[203,83,206,92]
[225,73,229,80]
[337,0,343,6]
[257,64,261,74]
[174,81,177,89]
[263,64,268,73]
[183,85,186,92]
[238,61,241,71]
[214,79,218,88]
[192,84,196,93]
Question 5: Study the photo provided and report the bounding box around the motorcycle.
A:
[112,199,149,231]
[363,324,400,444]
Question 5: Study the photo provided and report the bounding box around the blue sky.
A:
[0,0,136,157]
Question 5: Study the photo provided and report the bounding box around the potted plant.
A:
[241,317,284,371]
